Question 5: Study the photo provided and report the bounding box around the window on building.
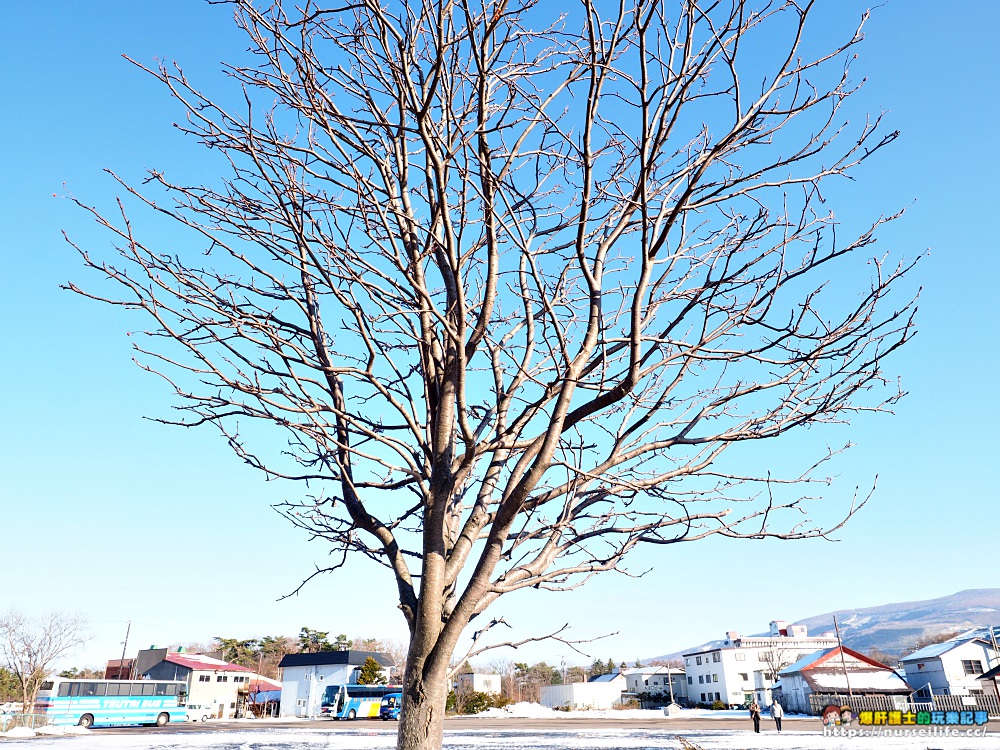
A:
[217,675,228,682]
[230,703,236,709]
[962,660,984,675]
[739,673,748,682]
[735,653,746,662]
[696,656,702,665]
[712,674,718,683]
[685,658,690,666]
[687,677,693,685]
[970,689,984,696]
[698,675,704,684]
[199,675,210,682]
[700,693,706,702]
[715,692,721,701]
[644,680,648,686]
[712,652,720,663]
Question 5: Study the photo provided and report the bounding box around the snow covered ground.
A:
[2,706,997,748]
[2,726,999,750]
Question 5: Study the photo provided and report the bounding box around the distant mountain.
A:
[795,588,1000,656]
[646,589,1000,663]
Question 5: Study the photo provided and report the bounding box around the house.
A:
[540,670,626,710]
[104,658,134,680]
[683,621,839,708]
[136,647,254,719]
[900,631,999,697]
[622,667,687,706]
[455,673,501,695]
[247,675,283,718]
[278,650,394,718]
[977,664,1000,699]
[775,646,911,715]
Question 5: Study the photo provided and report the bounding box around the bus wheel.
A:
[155,713,170,727]
[347,709,356,720]
[78,714,94,729]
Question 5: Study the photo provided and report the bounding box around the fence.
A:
[0,713,51,731]
[808,693,1000,718]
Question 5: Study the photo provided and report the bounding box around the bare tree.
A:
[0,611,90,710]
[65,0,918,747]
[760,645,792,682]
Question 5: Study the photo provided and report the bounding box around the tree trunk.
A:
[397,657,450,750]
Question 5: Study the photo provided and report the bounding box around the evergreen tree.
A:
[298,627,334,653]
[0,667,18,702]
[213,636,260,667]
[333,634,353,651]
[589,659,606,677]
[606,658,616,674]
[357,656,387,685]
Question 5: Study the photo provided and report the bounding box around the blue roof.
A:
[901,628,999,662]
[779,649,831,675]
[588,673,623,682]
[250,690,281,703]
[902,640,975,661]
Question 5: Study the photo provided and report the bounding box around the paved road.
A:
[98,715,818,735]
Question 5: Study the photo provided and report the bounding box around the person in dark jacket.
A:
[771,699,784,731]
[749,699,761,732]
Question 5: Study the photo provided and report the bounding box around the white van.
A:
[186,704,212,722]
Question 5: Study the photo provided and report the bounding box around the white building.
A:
[137,648,253,719]
[622,667,687,705]
[540,672,625,710]
[455,673,501,695]
[278,650,394,718]
[900,631,999,697]
[683,620,839,708]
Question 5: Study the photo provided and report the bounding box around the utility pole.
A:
[119,620,132,679]
[988,625,1000,670]
[833,615,853,701]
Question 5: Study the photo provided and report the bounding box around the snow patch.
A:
[0,726,36,738]
[35,724,94,735]
[470,703,750,720]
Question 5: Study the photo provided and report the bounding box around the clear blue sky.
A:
[1,0,997,671]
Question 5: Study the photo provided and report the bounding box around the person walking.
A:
[771,698,784,732]
[749,698,761,733]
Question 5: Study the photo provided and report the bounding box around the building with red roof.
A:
[136,647,255,719]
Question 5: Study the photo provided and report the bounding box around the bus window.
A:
[140,683,156,696]
[154,684,168,696]
[38,681,54,692]
[106,683,123,696]
[58,683,71,697]
[95,683,108,696]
